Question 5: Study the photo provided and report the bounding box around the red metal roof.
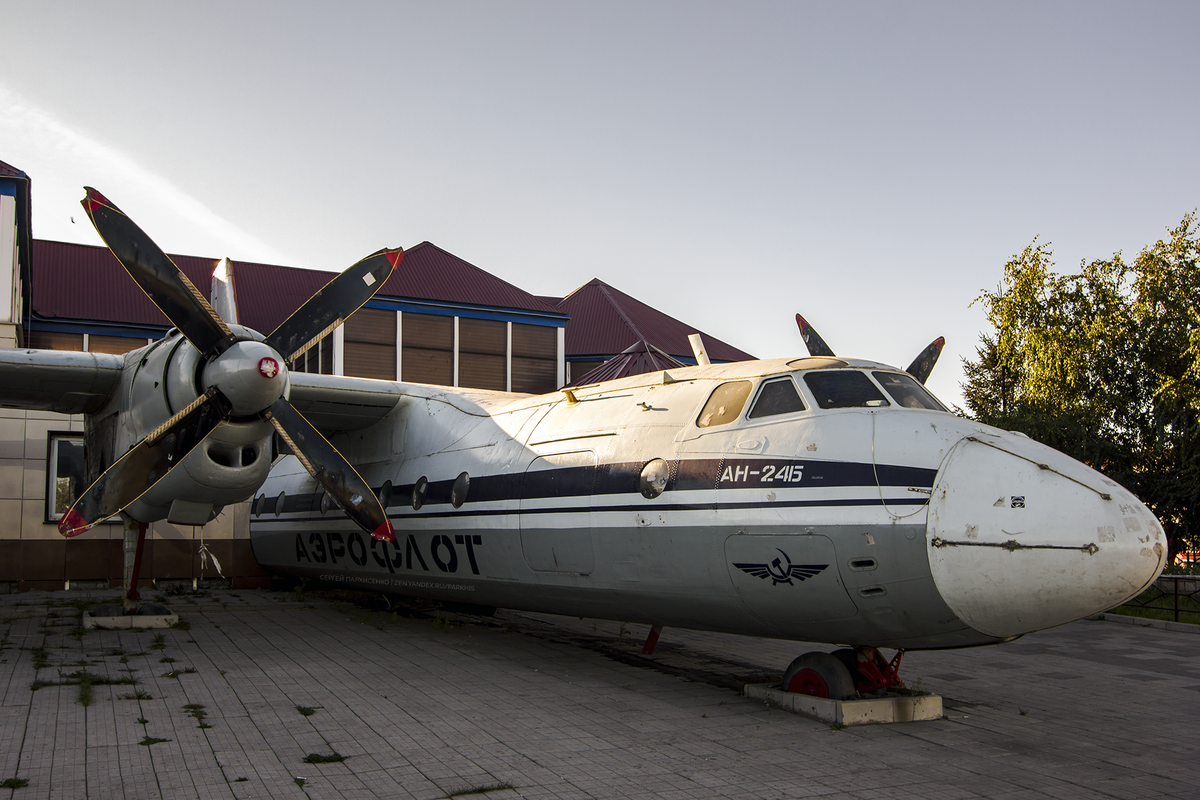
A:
[567,340,687,387]
[32,240,221,328]
[0,160,26,178]
[377,242,561,315]
[31,240,564,332]
[555,278,754,363]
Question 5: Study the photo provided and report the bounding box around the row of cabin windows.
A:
[287,310,559,394]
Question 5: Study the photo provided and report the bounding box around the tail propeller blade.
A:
[906,337,946,384]
[65,188,398,543]
[795,314,836,358]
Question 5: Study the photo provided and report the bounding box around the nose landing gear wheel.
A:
[781,651,856,700]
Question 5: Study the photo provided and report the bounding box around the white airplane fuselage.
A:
[249,356,1167,651]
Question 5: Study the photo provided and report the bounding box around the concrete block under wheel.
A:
[744,683,943,725]
[82,603,178,630]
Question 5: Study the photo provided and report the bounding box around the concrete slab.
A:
[0,588,1197,799]
[82,602,179,630]
[743,682,944,724]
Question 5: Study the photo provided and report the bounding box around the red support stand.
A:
[642,623,663,655]
[123,521,148,615]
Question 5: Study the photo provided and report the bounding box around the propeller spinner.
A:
[63,188,402,542]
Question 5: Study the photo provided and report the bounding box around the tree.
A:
[963,213,1200,564]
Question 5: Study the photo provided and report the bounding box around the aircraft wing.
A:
[287,372,402,432]
[0,348,125,414]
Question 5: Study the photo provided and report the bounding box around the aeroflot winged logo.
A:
[734,549,828,586]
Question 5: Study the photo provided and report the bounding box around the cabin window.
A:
[46,433,86,523]
[748,377,807,419]
[803,371,889,409]
[873,372,947,411]
[697,381,753,427]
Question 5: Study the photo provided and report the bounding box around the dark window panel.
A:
[88,334,144,355]
[511,356,556,394]
[344,341,396,380]
[344,307,396,344]
[459,318,506,356]
[403,312,453,351]
[512,323,556,359]
[402,347,453,385]
[459,352,506,391]
[28,331,84,351]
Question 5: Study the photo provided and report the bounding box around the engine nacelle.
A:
[88,325,282,526]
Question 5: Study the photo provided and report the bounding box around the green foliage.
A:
[302,752,345,764]
[964,213,1200,561]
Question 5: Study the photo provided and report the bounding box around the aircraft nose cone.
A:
[927,433,1166,639]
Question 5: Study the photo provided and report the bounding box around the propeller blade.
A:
[262,398,395,542]
[81,188,236,357]
[265,247,403,363]
[58,389,230,536]
[906,336,946,384]
[795,314,836,357]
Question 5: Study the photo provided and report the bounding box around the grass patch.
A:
[25,646,49,670]
[159,657,176,664]
[136,717,148,725]
[138,736,170,746]
[170,619,191,631]
[296,706,318,717]
[31,669,137,706]
[302,752,346,764]
[0,778,28,789]
[449,782,516,796]
[182,703,210,728]
[149,634,166,651]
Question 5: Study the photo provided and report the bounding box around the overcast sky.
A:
[2,1,1197,407]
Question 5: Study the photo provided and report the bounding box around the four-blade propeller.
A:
[62,188,401,542]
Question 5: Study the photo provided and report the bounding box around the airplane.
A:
[0,188,1167,701]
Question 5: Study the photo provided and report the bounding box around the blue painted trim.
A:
[363,298,567,328]
[0,180,15,197]
[28,316,167,340]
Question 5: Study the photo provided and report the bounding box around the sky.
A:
[2,1,1197,408]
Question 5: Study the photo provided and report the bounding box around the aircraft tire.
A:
[781,651,856,700]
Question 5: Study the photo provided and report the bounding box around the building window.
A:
[27,331,84,351]
[401,312,453,385]
[344,308,397,380]
[512,323,557,394]
[458,318,506,390]
[292,334,333,375]
[46,433,86,523]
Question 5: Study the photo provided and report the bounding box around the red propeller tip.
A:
[81,187,110,213]
[384,248,404,268]
[371,520,396,543]
[58,508,92,537]
[795,313,809,331]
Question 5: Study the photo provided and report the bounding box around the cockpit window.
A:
[748,377,806,419]
[696,381,752,428]
[873,372,947,411]
[803,371,890,409]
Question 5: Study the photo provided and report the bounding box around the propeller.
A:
[63,188,402,542]
[794,314,836,358]
[794,312,944,384]
[905,336,945,385]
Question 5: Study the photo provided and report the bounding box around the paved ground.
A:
[0,588,1196,800]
